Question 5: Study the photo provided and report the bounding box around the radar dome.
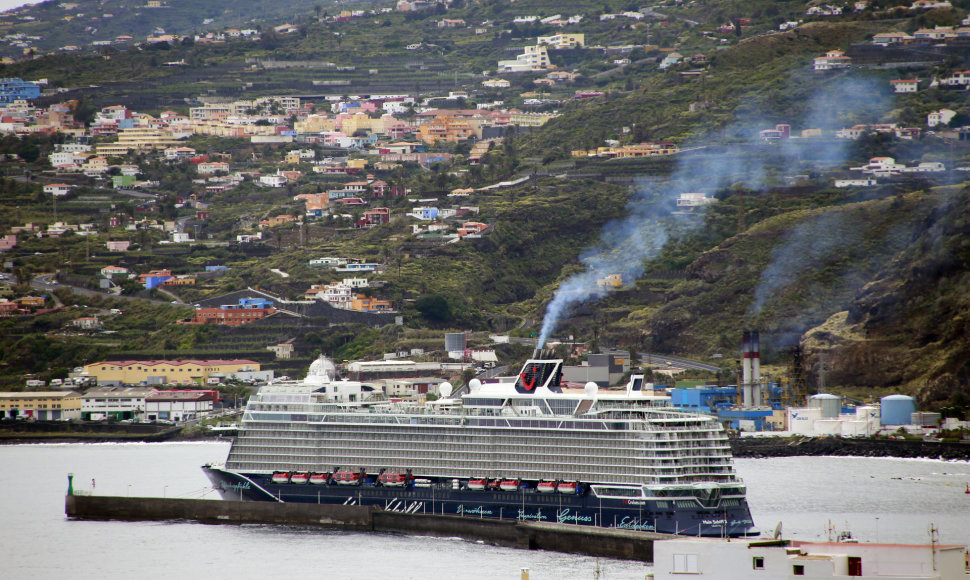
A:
[306,355,336,383]
[584,382,598,397]
[468,378,482,393]
[439,382,454,398]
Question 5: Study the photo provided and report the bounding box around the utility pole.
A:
[736,189,746,234]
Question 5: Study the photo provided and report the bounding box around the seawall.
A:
[0,421,183,444]
[732,437,970,461]
[65,494,663,562]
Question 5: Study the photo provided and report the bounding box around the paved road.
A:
[31,274,178,306]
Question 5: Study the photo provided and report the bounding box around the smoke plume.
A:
[536,75,895,349]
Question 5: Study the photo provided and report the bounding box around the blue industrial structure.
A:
[671,383,786,431]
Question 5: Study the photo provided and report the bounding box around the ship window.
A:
[752,556,764,570]
[793,565,804,576]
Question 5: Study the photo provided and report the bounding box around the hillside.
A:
[0,0,968,416]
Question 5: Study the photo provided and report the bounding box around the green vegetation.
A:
[0,0,969,416]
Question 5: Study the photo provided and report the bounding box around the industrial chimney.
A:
[741,330,752,408]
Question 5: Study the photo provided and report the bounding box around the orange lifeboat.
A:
[537,481,556,494]
[379,472,407,487]
[557,482,578,494]
[333,471,361,485]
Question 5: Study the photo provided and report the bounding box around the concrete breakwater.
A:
[0,420,183,443]
[65,494,664,562]
[732,436,970,461]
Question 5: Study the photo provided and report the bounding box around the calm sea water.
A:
[1,442,968,579]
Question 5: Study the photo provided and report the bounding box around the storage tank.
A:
[444,332,467,352]
[787,407,821,435]
[809,394,841,419]
[880,394,916,426]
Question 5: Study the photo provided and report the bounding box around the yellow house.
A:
[0,391,83,420]
[294,114,337,133]
[82,359,261,385]
[597,274,623,289]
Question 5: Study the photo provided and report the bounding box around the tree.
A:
[415,294,452,323]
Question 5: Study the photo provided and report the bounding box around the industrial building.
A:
[145,391,215,422]
[81,386,157,421]
[561,352,629,387]
[82,359,262,386]
[0,391,82,420]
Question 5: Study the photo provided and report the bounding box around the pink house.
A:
[370,180,388,196]
[0,234,16,251]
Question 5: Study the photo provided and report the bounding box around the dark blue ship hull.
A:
[203,466,758,537]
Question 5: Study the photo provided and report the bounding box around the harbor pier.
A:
[65,493,665,562]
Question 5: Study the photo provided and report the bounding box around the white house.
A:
[482,78,511,88]
[497,45,551,73]
[939,70,970,87]
[197,162,229,175]
[928,108,956,127]
[49,151,85,169]
[43,183,73,196]
[309,256,348,268]
[872,31,913,44]
[164,146,196,160]
[857,156,903,175]
[909,0,952,10]
[890,78,918,93]
[834,178,878,187]
[676,193,716,207]
[259,174,287,188]
[813,50,851,71]
[308,282,355,308]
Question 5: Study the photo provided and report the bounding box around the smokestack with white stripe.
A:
[742,330,752,408]
[751,330,761,407]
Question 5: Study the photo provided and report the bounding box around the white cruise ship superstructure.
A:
[204,356,757,536]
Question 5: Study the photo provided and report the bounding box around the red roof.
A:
[89,359,259,367]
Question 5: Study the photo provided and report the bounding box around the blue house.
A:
[0,78,41,104]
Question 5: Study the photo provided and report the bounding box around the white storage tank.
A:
[809,394,841,419]
[788,407,821,435]
[880,394,916,426]
[814,419,843,436]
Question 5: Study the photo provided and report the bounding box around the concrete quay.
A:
[65,494,667,562]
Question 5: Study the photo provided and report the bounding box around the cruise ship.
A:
[203,356,758,537]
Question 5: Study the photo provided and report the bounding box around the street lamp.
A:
[127,484,132,497]
[164,485,169,498]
